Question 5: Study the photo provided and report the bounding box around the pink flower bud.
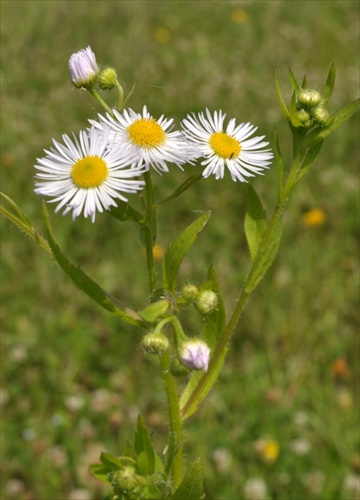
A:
[180,340,210,372]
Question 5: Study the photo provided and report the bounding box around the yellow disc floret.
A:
[209,132,241,159]
[127,118,166,148]
[71,156,108,188]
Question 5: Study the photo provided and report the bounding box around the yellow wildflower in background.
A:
[152,244,165,261]
[254,438,280,464]
[231,8,248,24]
[302,208,327,227]
[154,28,171,44]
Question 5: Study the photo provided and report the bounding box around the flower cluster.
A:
[35,47,273,221]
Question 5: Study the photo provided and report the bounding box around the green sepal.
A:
[303,98,360,147]
[244,184,267,262]
[42,201,144,327]
[89,452,136,484]
[245,214,283,294]
[170,458,204,500]
[138,299,170,322]
[200,265,226,350]
[163,211,211,293]
[134,415,155,475]
[322,62,336,106]
[108,200,145,225]
[88,463,111,484]
[274,68,290,119]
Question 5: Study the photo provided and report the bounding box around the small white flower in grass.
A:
[94,106,196,173]
[68,46,99,89]
[180,339,210,372]
[34,126,145,222]
[181,108,273,182]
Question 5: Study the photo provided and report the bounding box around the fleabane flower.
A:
[34,126,145,222]
[181,108,273,182]
[94,106,196,173]
[68,46,99,89]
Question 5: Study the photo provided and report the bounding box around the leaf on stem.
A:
[170,458,204,500]
[108,200,145,225]
[274,129,284,198]
[134,415,156,476]
[274,68,290,120]
[138,299,170,322]
[200,265,226,350]
[245,184,267,262]
[322,62,336,106]
[42,201,144,326]
[289,67,302,93]
[163,211,211,293]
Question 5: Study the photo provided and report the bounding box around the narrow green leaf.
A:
[244,184,266,262]
[134,416,155,475]
[274,68,290,119]
[296,141,324,183]
[156,174,203,207]
[180,345,229,421]
[163,211,211,292]
[171,458,204,500]
[301,74,308,88]
[138,299,170,322]
[164,432,179,477]
[245,214,283,294]
[303,98,360,147]
[322,63,336,105]
[88,464,112,484]
[289,92,304,128]
[274,129,284,198]
[200,266,226,350]
[289,67,301,93]
[100,452,125,470]
[108,201,144,225]
[42,202,144,327]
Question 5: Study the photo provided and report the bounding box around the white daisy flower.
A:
[34,126,145,222]
[68,46,99,89]
[94,106,196,173]
[181,108,273,182]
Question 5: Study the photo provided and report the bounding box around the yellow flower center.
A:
[127,118,166,148]
[71,156,108,188]
[209,132,241,159]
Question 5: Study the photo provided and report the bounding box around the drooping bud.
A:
[68,46,99,90]
[142,332,169,355]
[179,339,210,372]
[98,67,118,90]
[195,290,218,315]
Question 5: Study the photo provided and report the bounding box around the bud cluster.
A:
[296,88,330,128]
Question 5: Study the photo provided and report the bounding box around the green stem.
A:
[161,351,183,488]
[143,170,157,295]
[115,81,124,110]
[89,89,114,116]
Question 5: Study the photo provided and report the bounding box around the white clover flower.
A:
[180,340,210,372]
[181,108,273,182]
[68,46,99,89]
[243,477,268,500]
[34,126,145,222]
[94,106,196,173]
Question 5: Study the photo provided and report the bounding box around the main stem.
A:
[161,351,183,488]
[143,170,157,295]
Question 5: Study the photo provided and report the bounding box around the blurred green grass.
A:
[1,1,359,499]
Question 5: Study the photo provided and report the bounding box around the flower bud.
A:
[296,108,311,124]
[98,67,118,90]
[142,332,169,355]
[179,339,210,372]
[297,89,322,107]
[68,46,99,90]
[196,290,218,315]
[181,284,199,303]
[312,106,330,125]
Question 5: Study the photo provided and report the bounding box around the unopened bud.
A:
[179,340,210,372]
[296,109,311,124]
[312,106,330,125]
[143,332,169,355]
[196,290,218,315]
[98,67,118,90]
[297,89,322,107]
[181,284,199,303]
[68,46,99,90]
